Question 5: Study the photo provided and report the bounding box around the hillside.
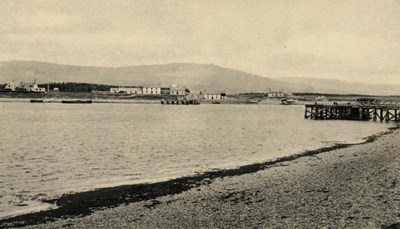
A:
[0,61,312,94]
[1,61,399,95]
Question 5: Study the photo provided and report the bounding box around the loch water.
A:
[0,103,393,218]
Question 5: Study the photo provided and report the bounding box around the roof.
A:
[170,87,186,91]
[143,84,161,88]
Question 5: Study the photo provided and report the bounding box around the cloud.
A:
[1,10,81,34]
[0,0,399,84]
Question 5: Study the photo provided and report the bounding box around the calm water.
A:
[0,103,393,218]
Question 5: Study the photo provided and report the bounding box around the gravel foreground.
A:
[9,129,400,228]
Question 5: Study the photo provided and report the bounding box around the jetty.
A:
[305,103,400,122]
[161,99,200,105]
[30,99,54,103]
[61,99,92,104]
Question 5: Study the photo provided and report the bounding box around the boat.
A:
[30,99,44,103]
[30,99,55,103]
[315,96,328,102]
[281,99,297,105]
[61,99,92,104]
[356,98,382,105]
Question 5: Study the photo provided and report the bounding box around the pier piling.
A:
[305,104,400,122]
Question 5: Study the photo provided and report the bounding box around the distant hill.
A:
[278,77,400,96]
[0,61,312,93]
[0,61,399,95]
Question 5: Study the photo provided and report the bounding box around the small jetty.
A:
[30,99,44,103]
[30,99,54,103]
[305,103,400,122]
[161,99,200,105]
[61,99,92,104]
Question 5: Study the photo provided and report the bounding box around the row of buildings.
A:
[4,81,46,93]
[267,90,291,98]
[3,81,227,99]
[110,84,187,95]
[3,80,288,100]
[110,85,227,100]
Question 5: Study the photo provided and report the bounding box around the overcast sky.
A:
[0,0,399,84]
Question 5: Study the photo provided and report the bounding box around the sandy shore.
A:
[2,127,400,228]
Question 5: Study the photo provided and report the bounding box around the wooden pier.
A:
[305,104,400,122]
[161,99,200,105]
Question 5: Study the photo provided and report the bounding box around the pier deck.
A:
[161,99,200,105]
[305,104,400,122]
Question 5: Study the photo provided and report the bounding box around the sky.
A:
[0,0,399,84]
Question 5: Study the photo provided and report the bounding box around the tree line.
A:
[38,82,116,92]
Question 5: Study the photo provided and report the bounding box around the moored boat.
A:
[281,99,297,105]
[31,99,55,103]
[61,99,92,104]
[30,99,44,103]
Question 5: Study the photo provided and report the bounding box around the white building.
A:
[110,87,143,94]
[170,84,187,96]
[142,85,161,95]
[204,93,222,99]
[267,91,286,98]
[30,84,46,93]
[201,90,227,100]
[5,81,17,91]
[5,80,46,93]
